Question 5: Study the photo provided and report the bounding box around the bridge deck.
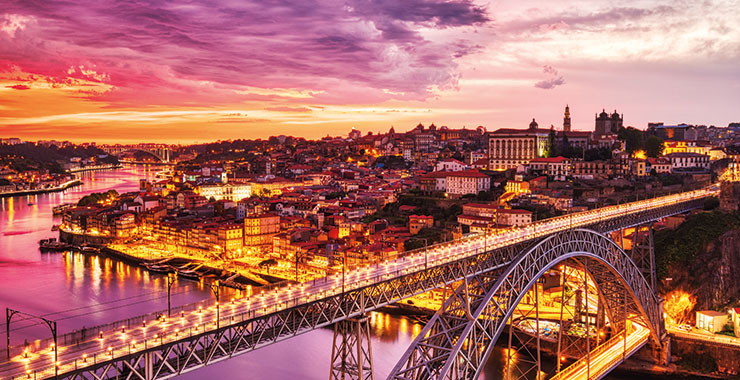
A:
[0,188,715,379]
[551,324,650,380]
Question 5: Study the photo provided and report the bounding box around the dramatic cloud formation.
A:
[0,0,739,143]
[0,0,488,106]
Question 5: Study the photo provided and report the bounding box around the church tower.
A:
[563,105,571,132]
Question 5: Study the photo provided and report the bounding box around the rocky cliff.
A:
[657,211,740,310]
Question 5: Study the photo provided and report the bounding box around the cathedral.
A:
[595,109,623,135]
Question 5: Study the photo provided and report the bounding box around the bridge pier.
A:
[329,315,374,380]
[145,351,154,380]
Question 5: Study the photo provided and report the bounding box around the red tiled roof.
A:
[498,208,532,215]
[409,214,433,219]
[530,156,569,163]
[463,203,498,209]
[446,169,488,178]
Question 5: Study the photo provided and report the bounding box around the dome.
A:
[529,118,538,129]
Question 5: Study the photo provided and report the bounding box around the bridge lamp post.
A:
[6,308,58,379]
[341,251,346,294]
[209,281,221,330]
[406,237,429,269]
[166,273,175,317]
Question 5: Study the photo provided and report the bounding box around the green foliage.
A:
[404,228,443,251]
[0,143,116,174]
[584,147,611,161]
[617,126,644,155]
[546,128,556,157]
[644,135,664,157]
[77,189,119,206]
[374,155,408,169]
[654,211,740,279]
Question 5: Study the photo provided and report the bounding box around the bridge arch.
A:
[119,148,167,162]
[389,228,661,380]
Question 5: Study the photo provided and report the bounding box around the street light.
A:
[209,281,221,330]
[6,308,58,378]
[166,273,175,317]
[341,251,346,294]
[408,237,428,269]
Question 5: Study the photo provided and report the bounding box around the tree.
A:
[644,136,664,158]
[617,127,644,155]
[546,128,557,157]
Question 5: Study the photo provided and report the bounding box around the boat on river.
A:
[81,246,100,254]
[39,238,70,252]
[176,269,201,280]
[145,264,175,274]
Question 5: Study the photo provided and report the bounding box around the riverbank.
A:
[0,178,82,198]
[100,246,272,290]
[68,163,122,173]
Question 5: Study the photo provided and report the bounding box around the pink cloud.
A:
[0,1,490,107]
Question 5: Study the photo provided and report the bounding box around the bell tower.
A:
[563,104,571,132]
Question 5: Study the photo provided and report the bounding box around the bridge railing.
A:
[4,188,713,361]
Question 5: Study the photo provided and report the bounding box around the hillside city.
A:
[2,106,740,377]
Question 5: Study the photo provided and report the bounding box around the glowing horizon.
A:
[1,1,739,144]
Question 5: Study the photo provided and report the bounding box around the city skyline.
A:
[1,0,739,144]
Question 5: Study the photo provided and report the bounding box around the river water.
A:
[0,165,667,379]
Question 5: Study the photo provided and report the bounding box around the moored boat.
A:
[81,246,100,254]
[176,269,201,280]
[146,264,174,274]
[39,238,70,252]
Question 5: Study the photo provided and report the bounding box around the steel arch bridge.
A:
[388,228,660,380]
[1,190,713,380]
[102,147,170,163]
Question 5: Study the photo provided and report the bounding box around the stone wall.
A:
[671,335,740,376]
[720,181,740,212]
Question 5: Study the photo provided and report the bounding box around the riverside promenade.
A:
[0,179,82,198]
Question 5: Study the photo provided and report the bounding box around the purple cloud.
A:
[502,5,676,34]
[0,0,490,106]
[534,65,565,89]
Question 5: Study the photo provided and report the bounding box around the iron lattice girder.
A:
[389,229,660,380]
[51,199,700,380]
[330,316,374,380]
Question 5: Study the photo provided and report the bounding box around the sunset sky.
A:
[1,0,739,144]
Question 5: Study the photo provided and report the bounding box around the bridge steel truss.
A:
[388,228,661,380]
[45,198,700,380]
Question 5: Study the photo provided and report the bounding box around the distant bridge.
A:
[101,146,170,163]
[0,188,718,380]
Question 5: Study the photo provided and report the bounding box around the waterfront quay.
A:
[0,179,82,198]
